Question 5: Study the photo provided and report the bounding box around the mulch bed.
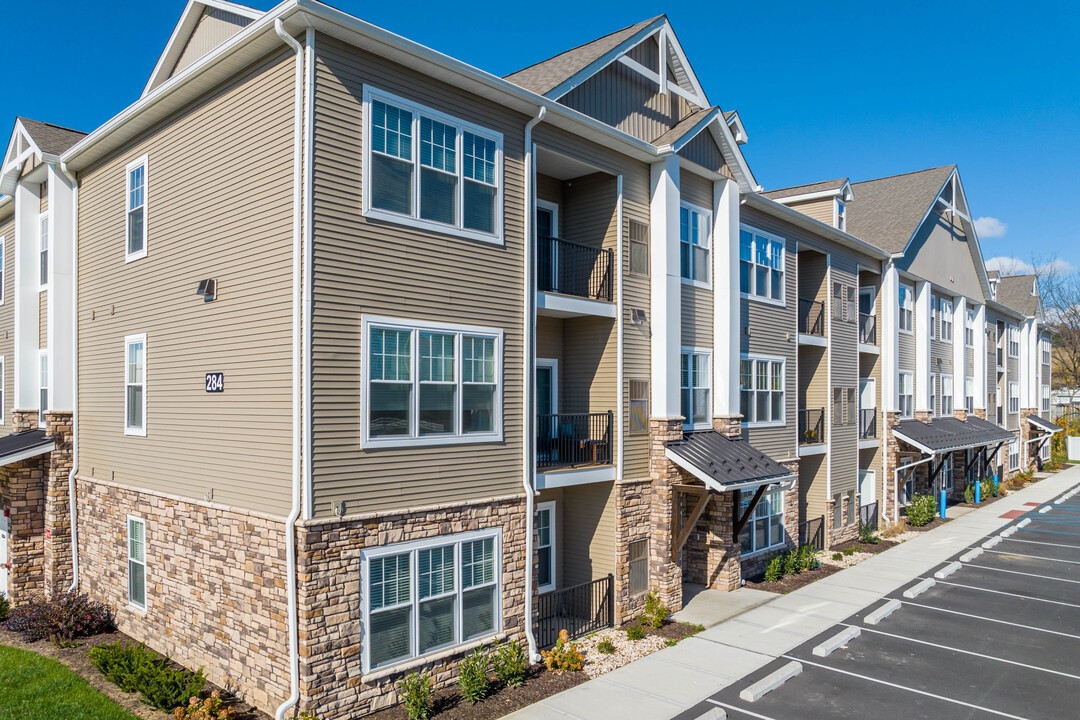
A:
[623,618,704,642]
[368,664,587,720]
[743,562,843,594]
[0,627,270,720]
[831,537,898,556]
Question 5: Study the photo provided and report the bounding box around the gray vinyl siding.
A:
[681,286,712,348]
[900,212,982,301]
[0,210,13,432]
[170,7,252,78]
[898,332,915,372]
[678,132,726,175]
[77,49,295,516]
[309,34,528,517]
[929,292,953,378]
[829,255,859,495]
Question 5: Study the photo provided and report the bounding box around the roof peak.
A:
[16,116,88,137]
[852,164,956,186]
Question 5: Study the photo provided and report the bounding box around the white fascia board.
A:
[769,187,845,205]
[544,17,669,101]
[0,442,56,467]
[891,431,937,456]
[657,108,720,155]
[659,24,710,108]
[0,120,43,196]
[707,117,759,193]
[725,110,748,145]
[741,193,889,262]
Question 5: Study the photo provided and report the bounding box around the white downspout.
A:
[522,105,545,662]
[302,27,315,521]
[615,175,624,480]
[274,18,304,720]
[57,163,79,592]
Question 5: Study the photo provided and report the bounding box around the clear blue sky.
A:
[6,0,1078,273]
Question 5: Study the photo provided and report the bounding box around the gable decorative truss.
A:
[1,119,42,196]
[725,110,748,145]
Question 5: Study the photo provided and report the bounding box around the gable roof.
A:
[651,106,717,147]
[763,178,850,202]
[17,117,87,156]
[996,274,1040,317]
[988,269,1001,280]
[1,116,87,195]
[845,165,956,254]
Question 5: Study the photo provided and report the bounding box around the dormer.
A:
[762,178,853,230]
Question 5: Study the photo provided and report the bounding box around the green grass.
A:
[0,643,140,720]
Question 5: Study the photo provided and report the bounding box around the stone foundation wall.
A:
[295,495,527,720]
[614,477,651,622]
[883,411,903,526]
[0,457,45,600]
[75,476,290,712]
[43,411,73,595]
[648,418,684,611]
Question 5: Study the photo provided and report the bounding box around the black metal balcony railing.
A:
[997,347,1004,368]
[535,574,614,648]
[997,407,1004,425]
[859,408,877,439]
[799,408,826,445]
[536,411,613,470]
[859,312,877,345]
[537,235,613,302]
[798,298,825,337]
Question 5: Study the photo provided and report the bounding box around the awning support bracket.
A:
[734,485,768,540]
[671,484,710,561]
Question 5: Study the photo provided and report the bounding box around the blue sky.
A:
[6,0,1078,274]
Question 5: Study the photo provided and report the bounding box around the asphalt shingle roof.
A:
[0,429,52,464]
[894,416,1014,454]
[665,430,792,487]
[762,178,848,201]
[17,117,87,156]
[651,106,715,146]
[845,165,955,254]
[995,274,1040,316]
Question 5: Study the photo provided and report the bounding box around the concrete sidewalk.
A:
[508,466,1080,720]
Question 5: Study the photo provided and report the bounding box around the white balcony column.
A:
[914,280,931,412]
[649,154,682,419]
[973,303,987,409]
[952,296,966,413]
[881,261,899,412]
[13,180,41,411]
[1019,318,1035,408]
[47,164,76,412]
[712,178,739,418]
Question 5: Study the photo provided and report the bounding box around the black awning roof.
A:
[0,429,54,466]
[894,416,1014,455]
[1028,414,1061,434]
[665,430,795,493]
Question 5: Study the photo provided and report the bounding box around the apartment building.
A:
[0,1,1056,718]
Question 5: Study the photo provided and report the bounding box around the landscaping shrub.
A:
[981,476,998,498]
[89,641,205,713]
[881,519,909,538]
[665,639,678,647]
[625,623,646,641]
[173,691,235,720]
[597,639,616,655]
[0,593,9,622]
[857,522,879,544]
[494,639,527,688]
[457,647,490,704]
[797,544,820,571]
[781,550,799,576]
[643,591,670,629]
[831,552,843,561]
[964,483,976,505]
[763,554,783,582]
[396,670,433,720]
[5,591,114,646]
[541,630,584,671]
[906,494,937,527]
[841,547,855,557]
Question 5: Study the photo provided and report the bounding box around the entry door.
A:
[859,470,876,506]
[536,359,558,437]
[860,378,876,410]
[0,510,8,595]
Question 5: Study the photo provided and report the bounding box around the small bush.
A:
[964,483,976,505]
[858,521,880,544]
[781,550,799,576]
[457,647,490,704]
[831,552,843,561]
[764,554,783,582]
[981,476,998,499]
[906,494,937,527]
[841,547,855,557]
[494,639,527,688]
[89,641,205,712]
[396,670,433,720]
[625,623,646,641]
[664,639,678,647]
[881,519,910,538]
[596,639,616,655]
[5,591,114,646]
[173,691,235,720]
[797,545,820,571]
[643,591,670,629]
[541,630,584,672]
[0,594,9,622]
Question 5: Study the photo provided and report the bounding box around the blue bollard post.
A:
[975,478,981,504]
[993,473,999,491]
[940,490,947,520]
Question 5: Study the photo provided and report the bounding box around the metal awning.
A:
[1028,414,1061,434]
[893,416,1015,456]
[664,430,796,494]
[0,429,54,466]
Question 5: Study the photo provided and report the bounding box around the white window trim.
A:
[681,345,712,430]
[361,86,504,246]
[898,283,914,334]
[739,224,786,307]
[835,199,846,232]
[361,315,504,449]
[1008,382,1020,414]
[928,372,937,416]
[680,201,712,290]
[124,333,148,437]
[739,489,786,557]
[1008,438,1020,470]
[1007,324,1020,358]
[940,298,954,342]
[38,213,48,292]
[125,155,149,263]
[941,375,954,416]
[535,199,559,238]
[127,514,147,612]
[536,501,556,594]
[360,527,502,675]
[965,309,976,348]
[741,352,786,428]
[898,371,914,419]
[38,349,48,426]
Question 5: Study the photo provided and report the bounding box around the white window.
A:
[898,284,914,333]
[628,539,648,596]
[681,348,711,429]
[680,203,711,287]
[127,515,146,610]
[38,350,48,426]
[1041,337,1051,365]
[629,379,649,434]
[361,529,501,673]
[1042,384,1050,413]
[930,298,939,341]
[124,334,147,436]
[965,309,976,348]
[836,200,847,232]
[739,226,784,303]
[39,214,48,290]
[929,373,937,416]
[941,375,954,416]
[740,355,784,427]
[536,503,555,594]
[1007,325,1020,358]
[363,88,503,244]
[739,490,785,555]
[940,298,953,342]
[940,455,954,492]
[1008,438,1020,470]
[901,476,914,506]
[362,317,503,448]
[966,377,975,413]
[1009,382,1020,414]
[125,156,148,261]
[899,371,914,419]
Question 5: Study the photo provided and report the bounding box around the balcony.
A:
[537,411,613,473]
[859,409,877,440]
[537,236,614,318]
[859,312,877,346]
[798,298,825,342]
[997,347,1004,370]
[799,408,826,449]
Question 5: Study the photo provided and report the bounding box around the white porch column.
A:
[47,164,76,412]
[952,296,966,413]
[881,262,899,412]
[713,178,739,418]
[973,303,987,410]
[1019,318,1035,408]
[650,154,682,419]
[914,281,931,412]
[13,180,41,411]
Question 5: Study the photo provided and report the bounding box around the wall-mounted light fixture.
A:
[196,279,217,302]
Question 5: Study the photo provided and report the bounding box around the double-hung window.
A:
[362,529,501,673]
[965,377,975,413]
[536,503,555,594]
[1007,325,1020,358]
[929,373,937,416]
[364,88,503,243]
[363,317,502,447]
[898,284,914,333]
[126,156,148,261]
[836,200,847,231]
[628,539,648,596]
[39,214,48,289]
[679,203,710,286]
[1042,384,1050,413]
[940,298,953,342]
[833,387,855,426]
[965,309,976,347]
[125,334,147,436]
[940,455,954,492]
[1009,438,1020,470]
[740,355,784,426]
[739,490,784,555]
[681,349,711,429]
[898,371,914,419]
[38,351,48,426]
[739,226,784,303]
[1008,382,1020,414]
[128,516,146,609]
[629,220,649,276]
[629,379,649,434]
[941,375,954,415]
[1041,337,1051,365]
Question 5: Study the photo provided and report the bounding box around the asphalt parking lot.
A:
[675,482,1080,720]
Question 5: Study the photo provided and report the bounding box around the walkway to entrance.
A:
[673,584,777,629]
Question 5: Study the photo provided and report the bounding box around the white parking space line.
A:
[708,701,776,720]
[840,623,1080,681]
[982,548,1080,565]
[934,579,1080,609]
[899,599,1080,641]
[1002,536,1080,549]
[779,655,1028,720]
[964,562,1080,585]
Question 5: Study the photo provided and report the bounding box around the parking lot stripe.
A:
[1025,527,1080,539]
[983,548,1080,565]
[779,655,1027,720]
[840,623,1080,681]
[934,578,1080,609]
[707,701,776,720]
[899,599,1080,641]
[1005,536,1080,549]
[963,562,1080,584]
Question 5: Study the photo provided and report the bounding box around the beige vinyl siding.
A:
[536,316,563,365]
[680,171,712,212]
[799,453,827,526]
[798,254,828,448]
[309,34,528,517]
[965,346,974,378]
[536,174,564,233]
[0,211,13,431]
[678,131,727,175]
[562,318,617,415]
[1007,343,1020,429]
[859,270,883,498]
[986,314,999,410]
[77,50,295,516]
[536,487,566,590]
[829,255,859,495]
[38,294,46,349]
[929,293,952,379]
[170,7,253,78]
[787,198,834,227]
[680,172,714,347]
[561,481,616,586]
